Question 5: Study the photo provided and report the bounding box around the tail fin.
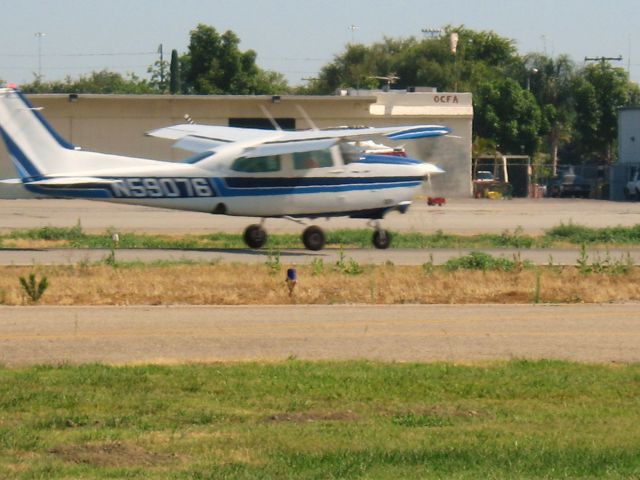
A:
[0,87,76,180]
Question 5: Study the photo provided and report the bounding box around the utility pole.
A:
[348,25,358,44]
[34,32,46,79]
[421,28,442,39]
[584,55,623,65]
[158,44,165,91]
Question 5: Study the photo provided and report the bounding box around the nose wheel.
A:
[243,223,268,249]
[368,220,392,249]
[372,228,392,249]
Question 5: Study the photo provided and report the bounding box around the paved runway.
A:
[2,246,640,266]
[1,304,638,366]
[2,197,640,235]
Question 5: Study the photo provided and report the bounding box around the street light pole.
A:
[527,68,539,91]
[34,32,46,79]
[348,25,358,44]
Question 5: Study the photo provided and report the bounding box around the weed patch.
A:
[444,252,533,272]
[0,263,639,305]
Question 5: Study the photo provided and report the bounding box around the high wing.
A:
[146,124,451,157]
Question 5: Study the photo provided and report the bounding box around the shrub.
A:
[444,252,532,272]
[19,273,49,303]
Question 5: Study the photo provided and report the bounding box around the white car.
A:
[624,172,640,200]
[475,170,495,182]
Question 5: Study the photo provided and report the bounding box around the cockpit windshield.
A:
[340,143,363,164]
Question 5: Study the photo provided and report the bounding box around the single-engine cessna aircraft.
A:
[0,86,449,250]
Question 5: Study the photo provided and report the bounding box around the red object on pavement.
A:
[427,197,446,206]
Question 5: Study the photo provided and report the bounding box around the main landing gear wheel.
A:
[372,229,392,249]
[243,224,267,249]
[302,225,326,251]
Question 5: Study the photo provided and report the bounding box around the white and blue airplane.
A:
[0,85,449,250]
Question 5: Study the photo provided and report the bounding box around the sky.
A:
[1,0,640,87]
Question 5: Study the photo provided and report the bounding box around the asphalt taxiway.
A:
[2,246,640,266]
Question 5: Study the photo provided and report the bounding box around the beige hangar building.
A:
[0,89,473,199]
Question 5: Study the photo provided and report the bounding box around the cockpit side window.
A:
[231,155,281,173]
[293,149,334,170]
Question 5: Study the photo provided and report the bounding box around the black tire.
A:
[624,187,632,200]
[302,225,326,251]
[372,229,392,249]
[243,224,267,249]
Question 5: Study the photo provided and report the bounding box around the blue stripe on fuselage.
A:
[20,175,422,199]
[356,154,422,166]
[214,176,422,197]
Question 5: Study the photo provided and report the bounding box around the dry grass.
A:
[2,263,640,305]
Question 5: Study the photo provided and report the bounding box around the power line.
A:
[260,57,330,62]
[1,65,152,70]
[0,51,157,58]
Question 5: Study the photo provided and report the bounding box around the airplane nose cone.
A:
[417,162,445,177]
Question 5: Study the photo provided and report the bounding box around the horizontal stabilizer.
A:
[0,178,23,184]
[24,177,122,186]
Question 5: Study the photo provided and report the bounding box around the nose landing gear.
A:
[369,220,392,249]
[372,228,392,249]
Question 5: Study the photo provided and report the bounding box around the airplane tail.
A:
[0,86,77,180]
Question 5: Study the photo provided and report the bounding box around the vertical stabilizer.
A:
[0,87,76,179]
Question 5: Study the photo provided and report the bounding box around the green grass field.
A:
[1,360,639,478]
[4,222,640,250]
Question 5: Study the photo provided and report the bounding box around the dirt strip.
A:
[1,304,638,366]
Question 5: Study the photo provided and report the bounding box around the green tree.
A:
[309,26,541,156]
[21,70,154,94]
[311,26,520,95]
[524,54,576,174]
[181,24,288,94]
[147,59,169,93]
[473,78,542,155]
[571,62,636,163]
[169,49,180,94]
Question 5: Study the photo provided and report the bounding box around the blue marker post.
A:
[286,268,297,297]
